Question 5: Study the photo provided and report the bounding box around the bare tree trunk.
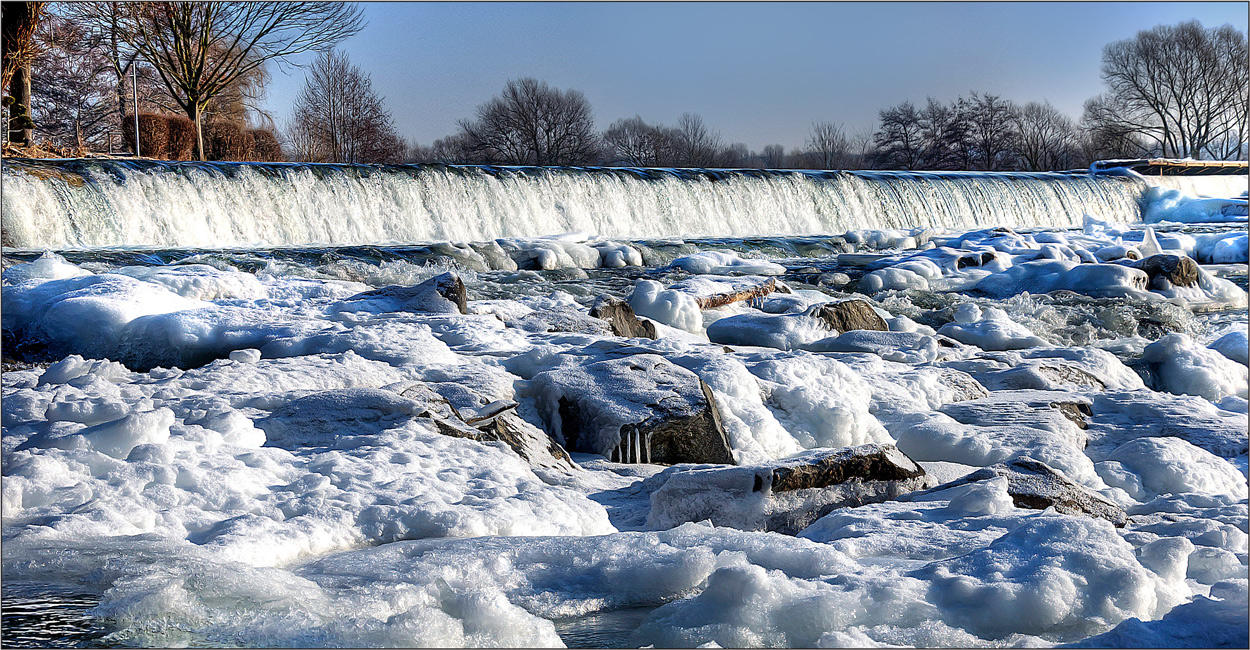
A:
[188,102,204,161]
[10,63,31,144]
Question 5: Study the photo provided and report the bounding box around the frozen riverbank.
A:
[2,179,1248,646]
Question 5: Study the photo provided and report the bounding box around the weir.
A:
[1,158,1244,249]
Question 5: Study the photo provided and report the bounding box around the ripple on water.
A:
[1,582,110,648]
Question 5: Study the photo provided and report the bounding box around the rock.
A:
[645,444,926,534]
[932,367,991,402]
[956,251,998,268]
[532,354,734,465]
[818,272,851,287]
[589,295,657,339]
[340,272,468,314]
[909,456,1127,526]
[807,299,888,333]
[510,308,614,336]
[1131,254,1200,289]
[397,382,575,471]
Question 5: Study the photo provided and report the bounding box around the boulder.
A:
[589,295,657,339]
[1131,254,1199,290]
[907,456,1127,526]
[807,299,888,333]
[532,354,734,465]
[645,444,926,534]
[340,272,468,315]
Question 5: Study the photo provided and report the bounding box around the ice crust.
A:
[2,201,1247,648]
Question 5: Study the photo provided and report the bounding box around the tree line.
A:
[5,6,1246,169]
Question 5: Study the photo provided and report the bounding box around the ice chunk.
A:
[1142,333,1248,402]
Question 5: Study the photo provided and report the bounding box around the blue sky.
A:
[260,2,1249,151]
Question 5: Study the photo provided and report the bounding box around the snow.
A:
[2,185,1247,648]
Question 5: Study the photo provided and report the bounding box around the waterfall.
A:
[2,159,1242,250]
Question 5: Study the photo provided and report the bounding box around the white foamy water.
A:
[8,160,1242,249]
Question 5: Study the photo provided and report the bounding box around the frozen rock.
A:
[906,457,1127,526]
[628,279,704,333]
[1086,389,1249,458]
[646,443,926,534]
[531,354,734,465]
[336,272,467,315]
[588,295,657,339]
[938,305,1047,351]
[508,307,614,336]
[809,329,946,365]
[1127,254,1199,290]
[667,251,786,276]
[806,299,888,333]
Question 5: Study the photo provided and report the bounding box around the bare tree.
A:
[29,11,114,150]
[966,92,1020,170]
[116,2,363,160]
[458,77,600,165]
[288,49,404,164]
[3,1,47,144]
[1098,20,1247,159]
[914,97,970,170]
[802,121,852,169]
[603,115,670,166]
[1014,100,1082,170]
[670,112,724,167]
[872,101,925,169]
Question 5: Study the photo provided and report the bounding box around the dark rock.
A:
[589,295,657,339]
[768,444,925,492]
[908,456,1127,526]
[645,443,927,534]
[1131,254,1200,289]
[807,299,888,333]
[341,272,468,315]
[533,354,734,465]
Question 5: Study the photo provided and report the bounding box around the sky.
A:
[259,2,1249,152]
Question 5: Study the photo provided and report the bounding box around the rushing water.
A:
[8,159,1245,249]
